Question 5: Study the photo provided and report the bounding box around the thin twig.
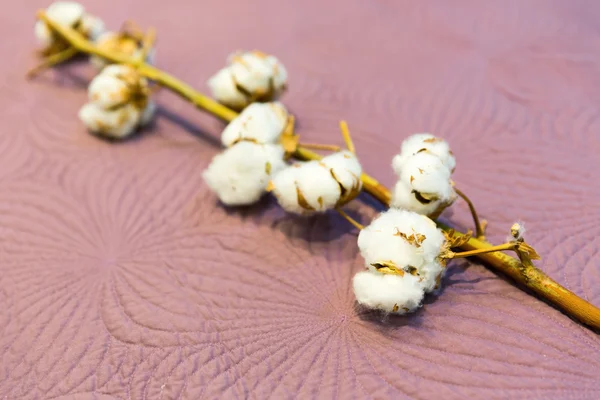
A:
[336,208,364,230]
[298,143,341,152]
[449,243,516,258]
[339,120,355,153]
[455,187,485,239]
[26,46,78,79]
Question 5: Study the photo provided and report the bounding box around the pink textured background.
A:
[1,0,600,398]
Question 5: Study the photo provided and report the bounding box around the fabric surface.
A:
[1,0,600,398]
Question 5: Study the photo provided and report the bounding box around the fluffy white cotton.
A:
[35,2,104,52]
[390,152,456,217]
[271,151,363,214]
[208,50,288,109]
[79,103,141,139]
[392,133,456,174]
[90,31,155,69]
[80,64,153,138]
[207,68,248,110]
[203,142,286,206]
[220,102,288,147]
[353,270,425,314]
[271,162,340,214]
[88,74,130,108]
[357,209,446,293]
[322,151,362,195]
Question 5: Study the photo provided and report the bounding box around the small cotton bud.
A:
[392,133,456,174]
[271,151,363,215]
[357,209,446,293]
[220,102,288,147]
[90,31,156,70]
[80,65,153,139]
[35,2,104,54]
[353,270,425,314]
[510,222,526,240]
[390,152,456,218]
[208,50,288,110]
[203,142,286,206]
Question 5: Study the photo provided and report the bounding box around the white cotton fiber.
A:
[390,152,456,217]
[203,142,286,206]
[357,209,446,293]
[35,2,105,52]
[353,270,425,314]
[271,150,364,215]
[78,103,141,138]
[220,102,288,147]
[271,162,340,214]
[392,133,456,174]
[208,50,288,109]
[80,64,152,138]
[321,151,363,195]
[207,67,248,110]
[88,74,130,109]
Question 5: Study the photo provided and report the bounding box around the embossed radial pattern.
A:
[1,0,599,399]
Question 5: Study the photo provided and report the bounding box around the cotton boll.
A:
[203,142,286,206]
[220,102,288,147]
[392,133,456,174]
[46,2,85,26]
[321,151,363,202]
[353,270,425,314]
[88,74,130,109]
[208,50,288,109]
[229,52,273,95]
[295,162,342,212]
[391,152,456,217]
[35,2,84,51]
[271,162,341,214]
[391,180,447,217]
[35,2,105,53]
[357,209,446,291]
[79,103,141,139]
[207,67,249,110]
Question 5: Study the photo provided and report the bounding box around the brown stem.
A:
[36,11,600,332]
[454,187,485,239]
[449,243,517,258]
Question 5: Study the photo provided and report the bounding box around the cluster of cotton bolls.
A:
[35,1,105,55]
[79,64,155,139]
[390,133,457,218]
[202,102,290,206]
[208,50,288,110]
[270,150,363,214]
[353,209,448,314]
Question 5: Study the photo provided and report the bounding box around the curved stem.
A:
[455,187,485,239]
[27,46,78,79]
[36,11,600,332]
[336,208,364,230]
